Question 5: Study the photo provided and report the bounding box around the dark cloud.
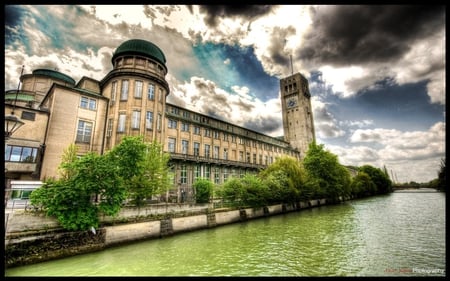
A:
[298,5,445,66]
[243,115,281,136]
[267,26,296,67]
[198,5,275,27]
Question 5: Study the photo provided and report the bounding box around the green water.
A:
[5,191,446,276]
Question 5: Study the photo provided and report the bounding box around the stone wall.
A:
[5,199,333,268]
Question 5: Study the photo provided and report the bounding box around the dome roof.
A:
[32,69,75,85]
[112,39,166,66]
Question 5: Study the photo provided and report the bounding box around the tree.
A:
[30,151,126,231]
[303,141,352,201]
[259,156,305,203]
[193,178,214,203]
[437,158,446,191]
[359,165,392,194]
[107,136,172,207]
[350,171,377,197]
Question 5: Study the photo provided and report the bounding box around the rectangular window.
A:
[168,119,177,129]
[213,131,220,139]
[182,140,189,154]
[214,167,220,184]
[5,145,38,163]
[135,80,143,98]
[120,80,129,100]
[118,113,126,132]
[194,126,201,135]
[181,165,187,184]
[106,118,113,137]
[246,152,251,163]
[80,96,88,108]
[132,110,140,129]
[111,81,117,102]
[204,144,210,158]
[259,154,263,165]
[239,151,244,162]
[168,137,176,153]
[21,111,35,121]
[204,165,210,179]
[148,83,155,100]
[146,111,153,130]
[157,114,162,131]
[76,120,92,143]
[194,142,200,156]
[181,122,189,132]
[253,153,257,164]
[214,146,219,159]
[80,96,97,110]
[223,148,228,160]
[182,111,190,118]
[194,165,201,181]
[204,129,210,137]
[223,168,229,182]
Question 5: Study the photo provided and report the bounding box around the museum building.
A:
[4,39,315,203]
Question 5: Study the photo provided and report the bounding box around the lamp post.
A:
[5,114,25,140]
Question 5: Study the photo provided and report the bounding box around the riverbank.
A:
[5,198,332,268]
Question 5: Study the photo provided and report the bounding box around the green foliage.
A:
[219,177,244,206]
[437,158,446,191]
[57,143,78,180]
[219,174,269,208]
[350,171,377,197]
[107,136,172,207]
[259,156,305,203]
[31,152,127,231]
[359,165,392,194]
[303,141,351,200]
[193,178,214,203]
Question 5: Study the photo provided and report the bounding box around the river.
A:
[5,189,445,277]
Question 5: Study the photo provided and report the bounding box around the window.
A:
[214,146,219,159]
[120,80,129,100]
[204,144,210,158]
[182,111,190,118]
[106,118,113,137]
[80,96,96,110]
[231,135,237,143]
[223,133,228,141]
[194,165,201,181]
[253,153,257,164]
[118,113,126,132]
[168,119,177,129]
[213,131,219,139]
[180,165,187,184]
[214,167,220,184]
[223,148,228,160]
[246,152,251,163]
[182,140,189,154]
[239,151,244,162]
[181,122,189,132]
[134,81,143,98]
[194,142,200,156]
[259,154,263,165]
[132,110,140,129]
[194,126,201,135]
[223,168,229,182]
[157,114,162,131]
[5,145,38,163]
[168,138,176,153]
[21,111,35,121]
[204,165,210,179]
[76,120,92,143]
[171,107,179,115]
[148,83,155,100]
[204,129,211,137]
[146,111,153,130]
[111,81,117,102]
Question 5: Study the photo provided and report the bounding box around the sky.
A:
[4,5,446,183]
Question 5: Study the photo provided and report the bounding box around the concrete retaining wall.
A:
[5,198,336,268]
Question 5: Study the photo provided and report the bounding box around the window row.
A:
[110,80,164,103]
[174,164,250,185]
[167,138,275,164]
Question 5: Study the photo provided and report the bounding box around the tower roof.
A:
[112,39,166,66]
[32,69,75,85]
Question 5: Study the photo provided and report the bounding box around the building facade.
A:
[4,39,315,203]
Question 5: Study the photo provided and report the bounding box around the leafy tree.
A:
[219,177,244,207]
[359,165,392,194]
[239,174,270,207]
[437,157,446,191]
[57,143,79,180]
[259,156,305,203]
[303,141,351,201]
[30,151,126,231]
[193,178,214,203]
[107,136,172,207]
[350,171,377,197]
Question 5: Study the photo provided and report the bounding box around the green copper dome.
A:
[32,69,75,85]
[112,39,167,66]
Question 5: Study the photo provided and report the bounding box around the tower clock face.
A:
[286,97,297,108]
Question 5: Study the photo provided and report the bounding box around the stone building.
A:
[4,39,315,203]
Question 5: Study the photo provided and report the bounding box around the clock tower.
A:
[280,72,315,158]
